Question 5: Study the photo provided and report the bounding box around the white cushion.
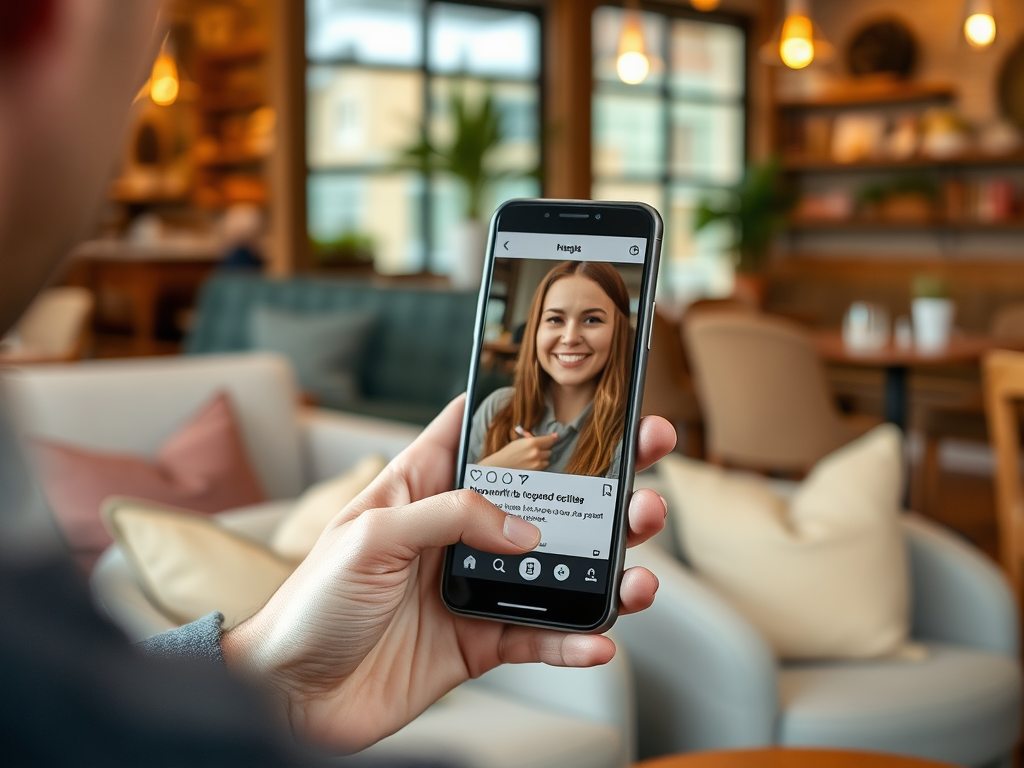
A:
[779,643,1022,766]
[3,353,306,499]
[270,454,386,561]
[659,425,910,660]
[359,684,623,768]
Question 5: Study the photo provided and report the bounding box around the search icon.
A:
[493,558,506,573]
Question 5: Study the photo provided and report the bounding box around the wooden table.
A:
[66,241,220,355]
[813,331,1019,431]
[635,748,955,768]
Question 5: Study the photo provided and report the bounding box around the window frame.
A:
[303,0,546,275]
[590,2,750,212]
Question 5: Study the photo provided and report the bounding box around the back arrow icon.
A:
[504,241,509,250]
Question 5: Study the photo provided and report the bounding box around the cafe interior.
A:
[9,0,1024,766]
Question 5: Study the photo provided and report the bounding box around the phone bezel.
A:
[441,198,663,633]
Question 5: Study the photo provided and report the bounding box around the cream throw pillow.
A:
[103,457,385,629]
[103,498,293,630]
[661,424,910,660]
[270,454,386,561]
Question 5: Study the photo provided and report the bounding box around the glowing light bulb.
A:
[780,13,815,69]
[616,14,650,85]
[690,0,721,10]
[150,52,179,106]
[964,13,996,48]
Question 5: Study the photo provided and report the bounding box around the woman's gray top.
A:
[467,386,622,478]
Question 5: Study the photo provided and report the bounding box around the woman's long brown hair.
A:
[483,261,633,476]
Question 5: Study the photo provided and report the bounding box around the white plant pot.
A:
[450,219,487,290]
[912,297,955,352]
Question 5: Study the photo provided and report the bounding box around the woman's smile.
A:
[553,351,592,367]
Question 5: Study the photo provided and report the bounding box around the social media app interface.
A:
[455,230,647,594]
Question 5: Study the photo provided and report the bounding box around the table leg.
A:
[884,365,912,506]
[884,365,909,432]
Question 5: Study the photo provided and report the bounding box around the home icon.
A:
[463,555,477,570]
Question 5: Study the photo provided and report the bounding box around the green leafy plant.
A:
[912,274,950,299]
[857,175,940,210]
[310,231,374,264]
[397,88,505,221]
[693,157,795,273]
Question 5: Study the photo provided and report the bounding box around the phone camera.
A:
[595,213,601,220]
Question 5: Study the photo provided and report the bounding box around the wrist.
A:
[222,612,306,736]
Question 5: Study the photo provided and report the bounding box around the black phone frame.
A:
[441,198,663,633]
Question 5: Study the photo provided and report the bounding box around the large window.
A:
[592,6,746,300]
[306,0,542,275]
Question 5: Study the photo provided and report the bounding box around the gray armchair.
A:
[619,476,1021,768]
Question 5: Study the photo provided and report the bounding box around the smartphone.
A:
[442,198,663,632]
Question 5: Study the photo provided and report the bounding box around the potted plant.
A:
[398,88,505,289]
[310,232,375,270]
[693,157,795,306]
[911,275,955,352]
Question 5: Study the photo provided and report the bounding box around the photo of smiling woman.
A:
[467,260,633,479]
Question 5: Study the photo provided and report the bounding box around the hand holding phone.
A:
[443,199,664,632]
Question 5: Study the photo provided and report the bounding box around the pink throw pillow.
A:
[33,392,266,570]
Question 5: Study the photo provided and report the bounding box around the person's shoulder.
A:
[475,386,514,418]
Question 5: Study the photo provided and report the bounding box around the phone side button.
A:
[647,301,656,349]
[497,602,547,612]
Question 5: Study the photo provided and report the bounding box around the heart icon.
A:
[470,469,482,481]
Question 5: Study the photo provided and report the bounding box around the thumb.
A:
[350,489,540,567]
[537,432,560,446]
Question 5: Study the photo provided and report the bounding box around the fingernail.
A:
[504,514,540,549]
[660,494,668,518]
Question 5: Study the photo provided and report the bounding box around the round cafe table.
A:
[634,748,955,768]
[812,331,1018,432]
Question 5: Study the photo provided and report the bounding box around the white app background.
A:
[463,464,617,559]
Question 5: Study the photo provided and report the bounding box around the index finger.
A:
[634,416,676,472]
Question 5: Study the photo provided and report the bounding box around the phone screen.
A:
[444,202,660,629]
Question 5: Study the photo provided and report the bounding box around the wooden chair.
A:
[685,311,879,475]
[983,348,1024,596]
[916,302,1024,516]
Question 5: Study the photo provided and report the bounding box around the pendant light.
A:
[616,2,650,85]
[150,33,180,107]
[760,0,834,70]
[964,0,996,49]
[690,0,721,10]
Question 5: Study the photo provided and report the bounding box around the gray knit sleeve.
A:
[137,612,226,665]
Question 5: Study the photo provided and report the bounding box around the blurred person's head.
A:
[0,0,163,333]
[485,261,633,476]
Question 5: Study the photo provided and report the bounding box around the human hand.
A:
[222,395,675,753]
[477,430,559,470]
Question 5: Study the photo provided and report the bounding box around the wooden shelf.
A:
[788,217,1024,232]
[197,41,268,65]
[784,152,1024,173]
[109,190,191,206]
[198,93,266,113]
[777,82,955,110]
[195,150,267,168]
